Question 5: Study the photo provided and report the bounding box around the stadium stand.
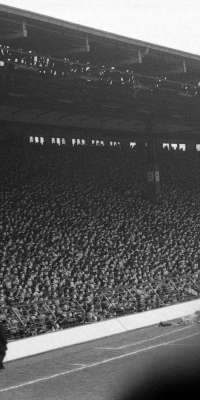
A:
[0,42,199,96]
[0,143,200,339]
[0,5,200,348]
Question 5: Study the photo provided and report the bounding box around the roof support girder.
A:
[0,21,28,39]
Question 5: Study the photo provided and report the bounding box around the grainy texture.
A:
[0,323,200,400]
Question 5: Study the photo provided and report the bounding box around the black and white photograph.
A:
[0,1,200,399]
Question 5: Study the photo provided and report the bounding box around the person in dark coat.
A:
[0,318,8,369]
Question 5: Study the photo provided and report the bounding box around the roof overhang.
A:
[0,4,200,137]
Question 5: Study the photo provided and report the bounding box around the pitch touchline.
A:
[0,330,199,393]
[97,324,193,350]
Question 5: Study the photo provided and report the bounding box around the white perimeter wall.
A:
[5,299,200,362]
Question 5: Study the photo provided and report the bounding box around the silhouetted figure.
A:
[0,320,8,369]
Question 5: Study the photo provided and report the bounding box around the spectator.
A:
[0,144,200,339]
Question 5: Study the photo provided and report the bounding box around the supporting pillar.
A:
[146,135,161,200]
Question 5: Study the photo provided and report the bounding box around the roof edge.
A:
[1,3,200,62]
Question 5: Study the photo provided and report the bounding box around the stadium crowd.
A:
[0,143,200,339]
[0,42,137,86]
[0,43,199,95]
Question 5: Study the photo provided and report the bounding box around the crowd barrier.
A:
[5,298,200,362]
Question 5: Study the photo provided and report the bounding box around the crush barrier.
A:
[5,298,200,362]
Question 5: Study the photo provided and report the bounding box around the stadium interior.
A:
[0,4,200,345]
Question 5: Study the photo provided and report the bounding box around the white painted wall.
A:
[5,299,200,362]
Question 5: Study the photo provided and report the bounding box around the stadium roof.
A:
[1,4,200,138]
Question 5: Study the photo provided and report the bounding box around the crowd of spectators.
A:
[0,42,199,95]
[0,143,200,339]
[0,43,137,87]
